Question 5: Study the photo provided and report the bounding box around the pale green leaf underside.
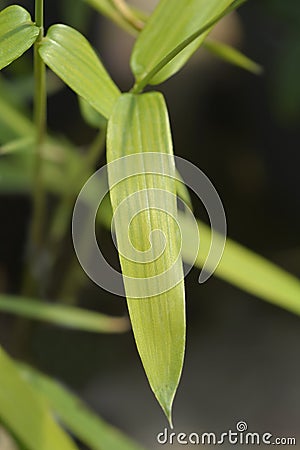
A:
[39,24,120,119]
[0,346,78,450]
[204,38,263,75]
[179,212,300,316]
[130,0,234,85]
[107,93,185,424]
[18,364,145,450]
[0,5,39,70]
[0,295,129,333]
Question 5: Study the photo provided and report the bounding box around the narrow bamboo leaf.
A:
[179,212,300,316]
[18,364,145,450]
[107,93,185,424]
[0,346,78,450]
[204,38,263,75]
[4,80,297,319]
[0,6,39,70]
[130,0,236,86]
[39,24,120,119]
[0,295,129,333]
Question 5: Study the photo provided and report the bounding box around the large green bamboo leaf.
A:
[179,212,300,315]
[18,364,145,450]
[39,24,120,119]
[130,0,237,86]
[0,346,78,450]
[0,295,129,333]
[107,93,185,424]
[0,5,39,70]
[3,93,298,318]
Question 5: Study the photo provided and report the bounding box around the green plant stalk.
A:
[131,0,247,94]
[111,0,144,31]
[31,0,47,251]
[15,0,47,356]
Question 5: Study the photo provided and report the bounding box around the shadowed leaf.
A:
[0,6,39,70]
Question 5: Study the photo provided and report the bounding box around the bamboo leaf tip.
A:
[160,401,174,428]
[156,391,175,428]
[255,64,264,76]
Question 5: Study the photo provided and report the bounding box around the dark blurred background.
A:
[0,0,300,448]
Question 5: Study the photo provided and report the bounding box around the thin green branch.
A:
[20,0,46,302]
[111,0,145,31]
[31,0,47,250]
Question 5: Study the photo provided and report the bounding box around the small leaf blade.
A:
[107,93,186,424]
[0,295,129,333]
[39,24,120,119]
[179,212,300,315]
[130,0,235,85]
[204,38,263,75]
[0,5,39,70]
